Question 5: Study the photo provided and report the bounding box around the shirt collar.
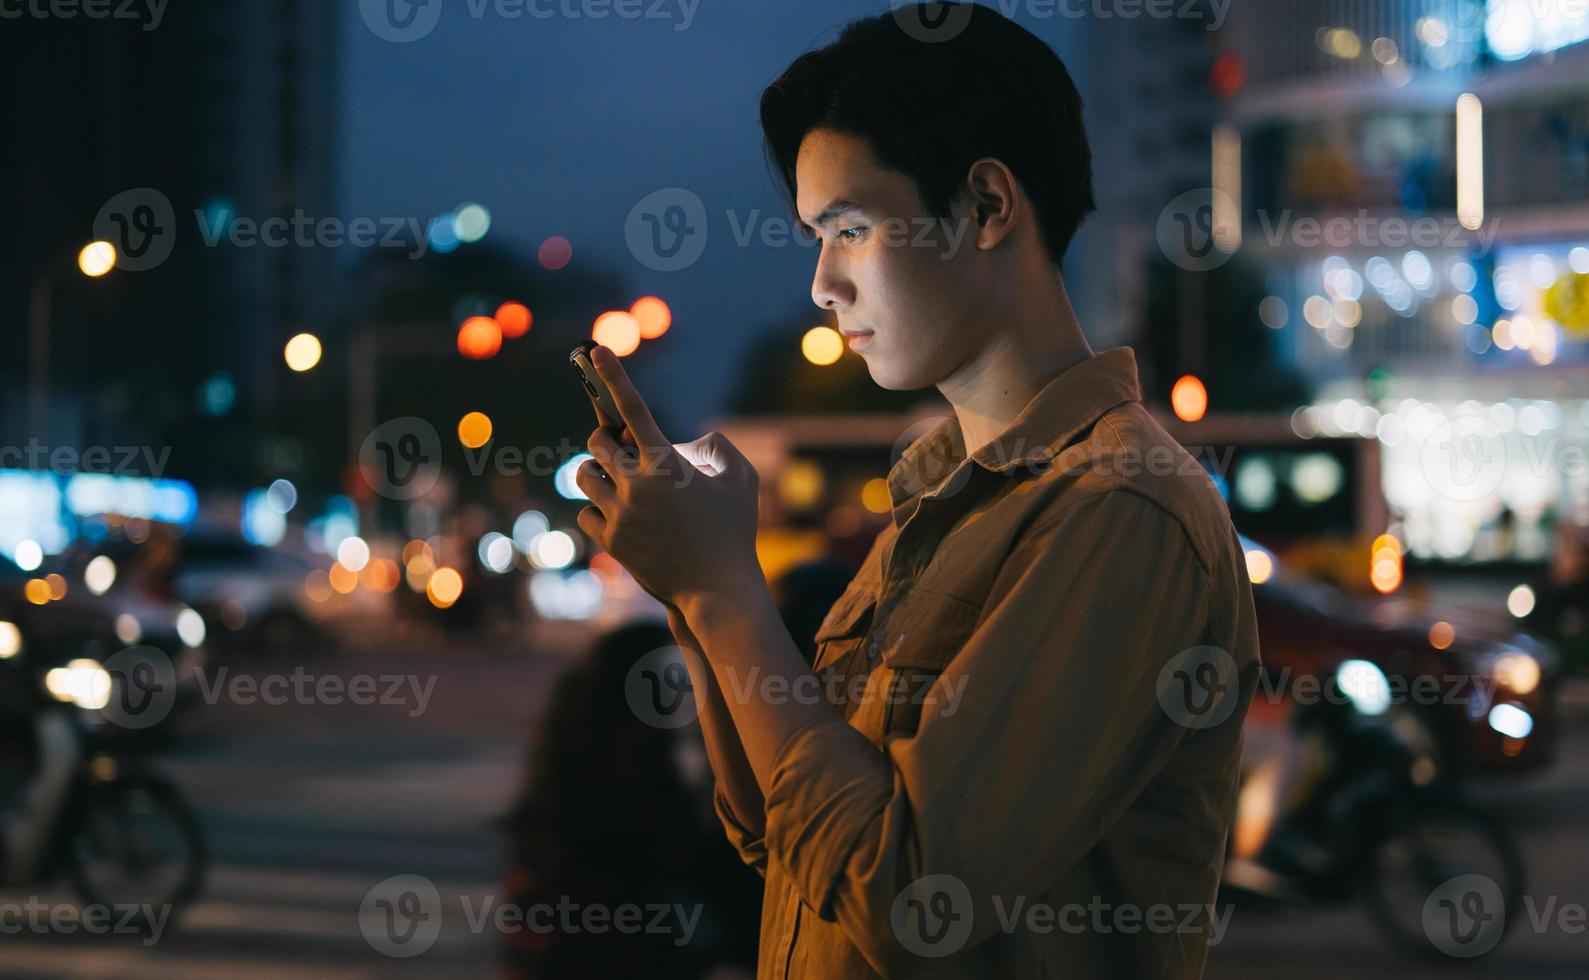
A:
[886,347,1144,526]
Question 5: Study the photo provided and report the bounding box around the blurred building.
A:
[1213,0,1589,567]
[0,0,343,487]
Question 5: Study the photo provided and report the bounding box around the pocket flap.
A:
[877,589,982,671]
[813,586,876,642]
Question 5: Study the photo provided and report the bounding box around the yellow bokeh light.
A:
[860,477,892,514]
[25,579,52,604]
[778,460,825,511]
[1171,375,1208,423]
[284,333,323,372]
[802,326,843,366]
[45,573,67,601]
[631,296,672,340]
[592,311,642,356]
[458,411,493,449]
[328,562,359,594]
[1245,549,1273,584]
[427,567,464,607]
[78,241,116,277]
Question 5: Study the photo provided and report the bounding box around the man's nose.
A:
[811,246,855,310]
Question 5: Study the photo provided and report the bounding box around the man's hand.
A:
[572,345,762,608]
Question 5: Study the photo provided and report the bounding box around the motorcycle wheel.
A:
[66,775,207,930]
[1363,795,1523,959]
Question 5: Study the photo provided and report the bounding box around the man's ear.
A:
[963,157,1020,249]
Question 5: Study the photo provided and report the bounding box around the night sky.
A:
[340,1,1096,432]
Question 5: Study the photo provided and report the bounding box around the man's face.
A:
[795,128,984,390]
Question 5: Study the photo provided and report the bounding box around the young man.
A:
[573,4,1261,977]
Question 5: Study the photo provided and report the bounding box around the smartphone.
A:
[569,341,624,436]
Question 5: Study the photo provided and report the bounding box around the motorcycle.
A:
[0,633,207,933]
[1223,657,1525,957]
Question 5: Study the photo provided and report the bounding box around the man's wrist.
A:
[677,570,770,637]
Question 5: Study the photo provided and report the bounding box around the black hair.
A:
[760,2,1096,266]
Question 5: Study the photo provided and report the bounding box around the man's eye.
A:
[838,226,868,242]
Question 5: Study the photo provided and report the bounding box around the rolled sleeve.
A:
[713,781,771,876]
[762,489,1217,974]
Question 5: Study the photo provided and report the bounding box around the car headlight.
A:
[176,607,207,648]
[44,659,112,710]
[1490,650,1541,696]
[0,620,21,660]
[1336,659,1392,716]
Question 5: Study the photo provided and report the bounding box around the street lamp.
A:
[31,241,118,439]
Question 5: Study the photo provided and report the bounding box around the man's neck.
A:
[938,275,1094,458]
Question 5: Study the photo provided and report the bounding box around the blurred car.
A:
[52,528,337,657]
[0,552,208,729]
[1244,536,1560,780]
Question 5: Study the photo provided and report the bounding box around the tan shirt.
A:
[715,347,1262,979]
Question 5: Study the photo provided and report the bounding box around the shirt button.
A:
[867,639,880,662]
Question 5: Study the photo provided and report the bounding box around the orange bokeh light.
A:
[496,301,532,338]
[457,316,503,359]
[630,296,672,339]
[592,311,642,356]
[1171,375,1208,423]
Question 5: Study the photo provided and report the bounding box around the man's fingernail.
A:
[593,345,612,367]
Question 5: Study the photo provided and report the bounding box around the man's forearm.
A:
[678,583,843,796]
[663,603,765,831]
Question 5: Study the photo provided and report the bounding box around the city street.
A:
[1,622,1585,978]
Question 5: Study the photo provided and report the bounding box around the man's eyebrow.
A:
[797,199,865,233]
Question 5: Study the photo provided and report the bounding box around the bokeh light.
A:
[631,296,672,339]
[592,311,642,356]
[496,301,532,338]
[78,240,116,277]
[457,316,503,360]
[458,411,494,449]
[284,333,323,372]
[1171,375,1208,422]
[802,326,843,366]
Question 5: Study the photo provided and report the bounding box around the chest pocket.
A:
[810,586,877,714]
[875,588,981,740]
